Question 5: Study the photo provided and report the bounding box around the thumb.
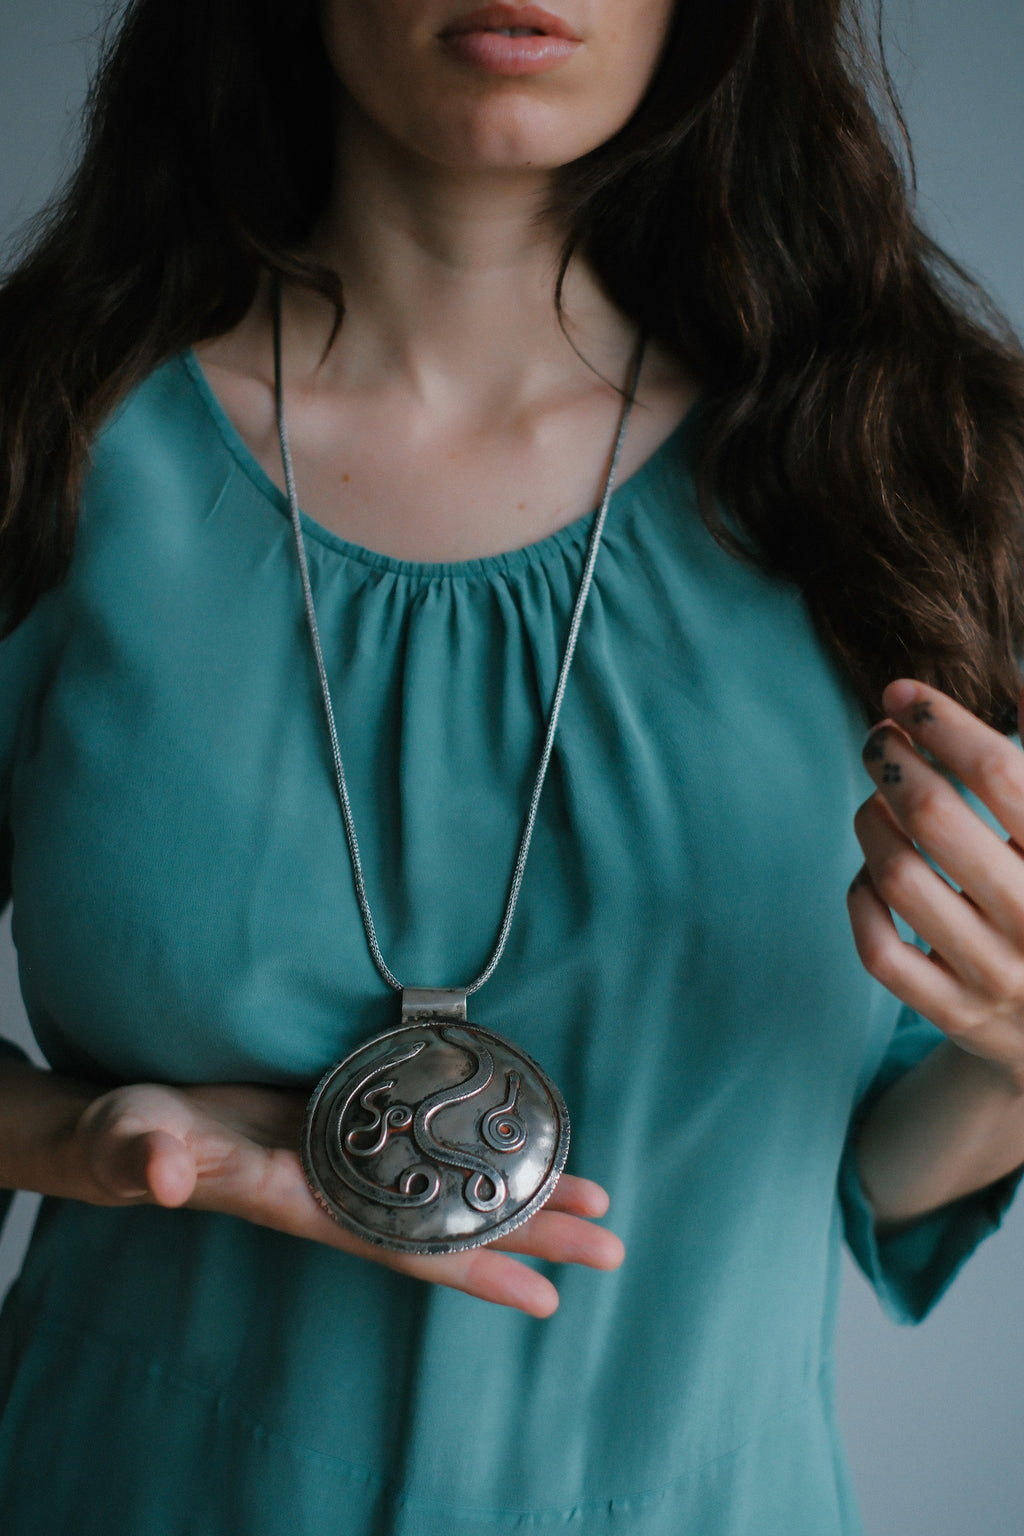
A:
[90,1125,197,1207]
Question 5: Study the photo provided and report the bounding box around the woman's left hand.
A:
[849,678,1024,1091]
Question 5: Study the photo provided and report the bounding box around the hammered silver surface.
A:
[301,1022,569,1254]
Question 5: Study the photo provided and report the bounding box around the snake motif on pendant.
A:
[327,1027,531,1215]
[409,1029,511,1212]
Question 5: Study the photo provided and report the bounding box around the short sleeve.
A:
[839,1003,1023,1323]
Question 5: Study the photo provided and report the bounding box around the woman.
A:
[1,1,1024,1531]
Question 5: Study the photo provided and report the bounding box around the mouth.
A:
[438,5,581,76]
[439,5,581,43]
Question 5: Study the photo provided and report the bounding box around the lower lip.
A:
[440,31,580,76]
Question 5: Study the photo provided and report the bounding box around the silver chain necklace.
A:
[279,289,644,1253]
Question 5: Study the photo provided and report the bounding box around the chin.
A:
[415,96,606,174]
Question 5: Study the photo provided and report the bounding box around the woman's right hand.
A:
[0,1062,624,1317]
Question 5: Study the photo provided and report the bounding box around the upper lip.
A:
[439,5,580,41]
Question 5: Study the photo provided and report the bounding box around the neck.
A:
[294,107,636,412]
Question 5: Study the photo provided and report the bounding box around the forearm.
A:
[0,1056,100,1200]
[855,1042,1024,1226]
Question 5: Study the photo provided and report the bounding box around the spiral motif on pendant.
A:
[326,1043,441,1208]
[481,1072,527,1153]
[344,1086,414,1158]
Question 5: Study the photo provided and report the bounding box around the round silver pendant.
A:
[301,1020,570,1255]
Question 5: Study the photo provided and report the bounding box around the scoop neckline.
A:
[180,347,697,581]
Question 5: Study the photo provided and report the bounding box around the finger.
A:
[882,679,1024,846]
[437,1248,561,1316]
[861,718,1024,943]
[492,1208,625,1269]
[199,1150,603,1316]
[336,1211,563,1316]
[542,1174,610,1219]
[849,862,1024,1063]
[143,1132,200,1207]
[847,862,978,1033]
[90,1126,197,1206]
[219,1149,614,1257]
[321,1220,564,1317]
[334,1230,563,1317]
[853,791,1023,997]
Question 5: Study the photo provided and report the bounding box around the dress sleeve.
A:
[839,1002,1023,1324]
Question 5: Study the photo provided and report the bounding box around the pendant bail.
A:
[400,987,468,1024]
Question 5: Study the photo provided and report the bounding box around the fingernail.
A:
[882,679,919,713]
[862,721,894,764]
[861,722,906,786]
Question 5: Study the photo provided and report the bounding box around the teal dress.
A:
[0,355,1018,1534]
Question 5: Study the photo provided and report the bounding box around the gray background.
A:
[1,1,1023,1530]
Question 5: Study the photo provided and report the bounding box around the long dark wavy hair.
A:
[2,0,1023,726]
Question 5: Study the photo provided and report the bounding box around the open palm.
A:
[74,1079,623,1317]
